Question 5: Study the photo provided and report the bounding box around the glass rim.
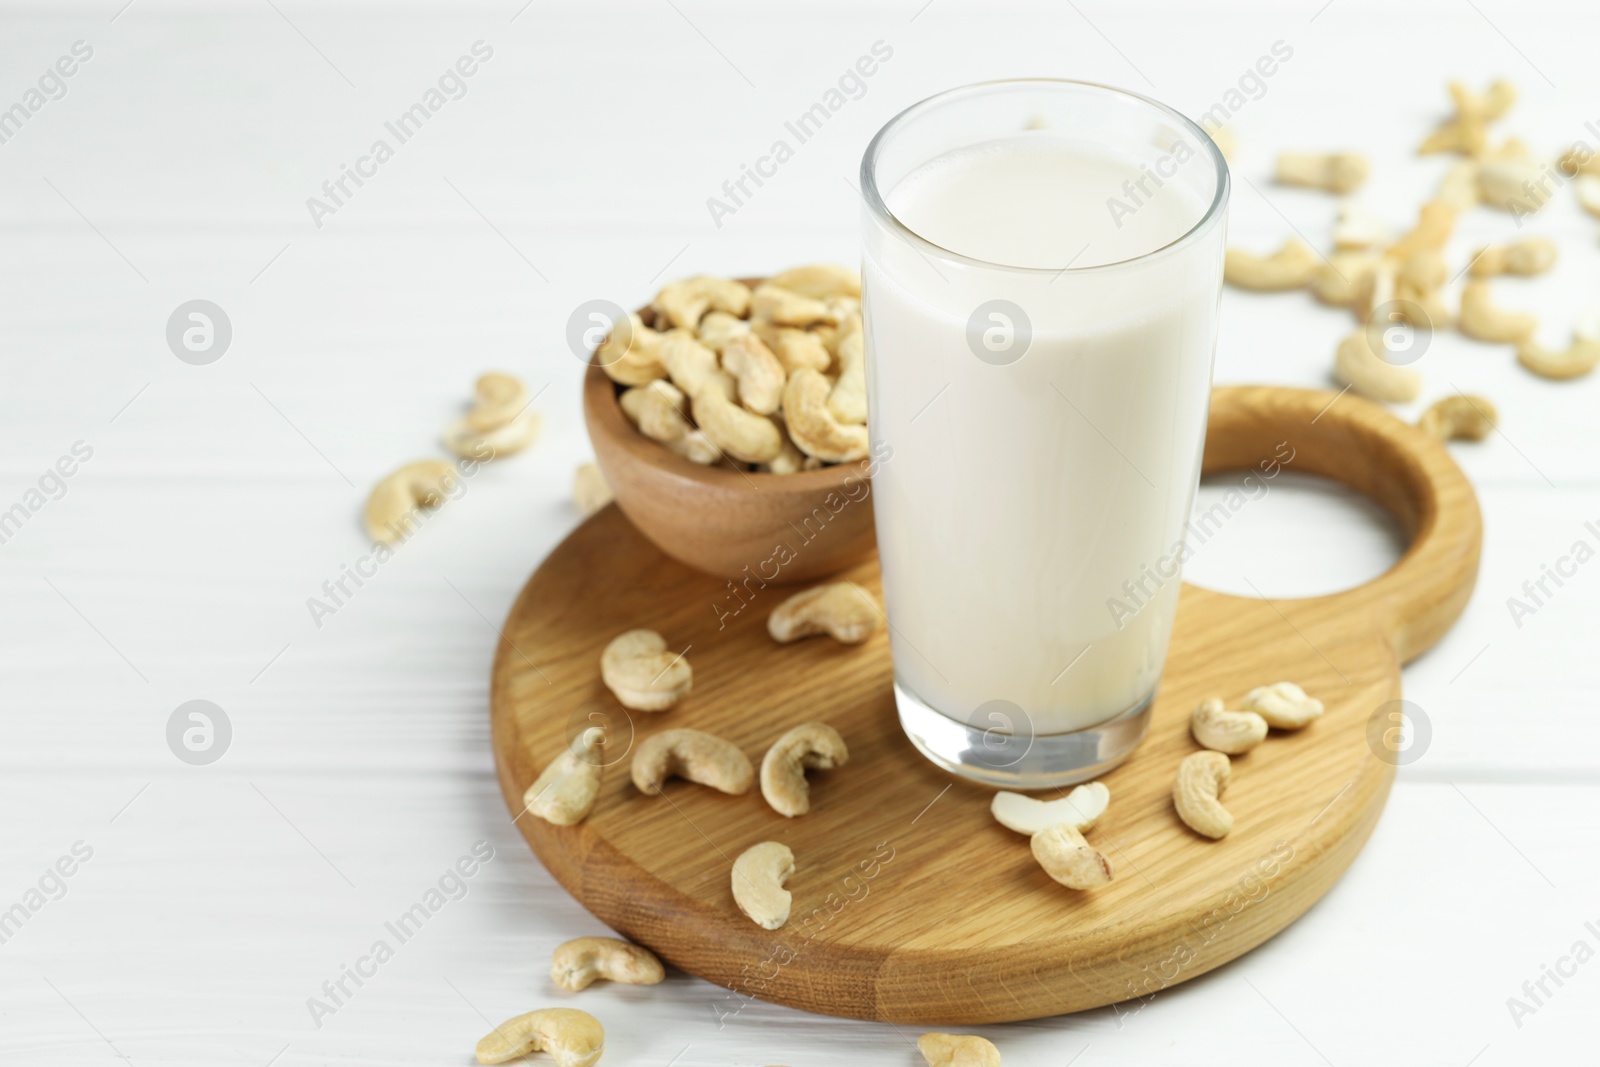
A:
[859,77,1231,276]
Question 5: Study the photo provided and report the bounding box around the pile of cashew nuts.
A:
[1220,77,1600,441]
[600,265,870,471]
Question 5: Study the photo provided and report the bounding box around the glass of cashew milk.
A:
[859,80,1230,788]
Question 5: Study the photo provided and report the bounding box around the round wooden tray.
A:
[490,385,1480,1024]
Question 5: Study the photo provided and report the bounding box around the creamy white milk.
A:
[863,134,1223,736]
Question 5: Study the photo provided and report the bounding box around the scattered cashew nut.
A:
[550,937,664,992]
[652,275,751,329]
[523,727,605,827]
[476,1008,604,1067]
[1173,751,1233,840]
[600,629,692,712]
[917,1033,1001,1067]
[990,781,1109,835]
[1517,318,1600,380]
[572,462,613,517]
[1190,697,1268,755]
[1436,160,1481,211]
[1275,151,1369,193]
[1459,281,1537,343]
[720,334,786,416]
[1224,240,1318,291]
[1239,681,1325,730]
[1578,175,1600,219]
[1333,202,1387,250]
[768,581,881,644]
[1031,824,1113,890]
[444,372,542,459]
[1334,329,1422,403]
[1386,200,1456,262]
[1310,252,1379,309]
[782,368,870,462]
[731,840,793,930]
[1470,237,1558,278]
[760,722,849,817]
[631,728,753,796]
[364,459,457,545]
[1418,395,1499,441]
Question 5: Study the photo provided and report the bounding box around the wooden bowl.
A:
[581,291,875,584]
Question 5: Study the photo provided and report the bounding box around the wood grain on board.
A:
[489,385,1481,1023]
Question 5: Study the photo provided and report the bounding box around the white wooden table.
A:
[3,2,1597,1064]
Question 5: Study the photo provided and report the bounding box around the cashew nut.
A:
[660,333,735,401]
[826,317,867,425]
[620,379,693,445]
[1190,698,1268,755]
[1436,160,1481,211]
[753,322,833,375]
[1173,751,1233,840]
[1420,80,1516,157]
[720,334,786,416]
[1459,281,1537,344]
[1333,329,1422,404]
[782,368,870,462]
[760,722,849,817]
[651,275,751,329]
[572,462,613,517]
[550,937,664,992]
[1577,174,1600,219]
[692,390,784,463]
[768,581,881,644]
[1239,681,1325,730]
[444,373,540,460]
[1517,319,1600,380]
[600,629,692,712]
[1561,146,1600,178]
[1310,252,1379,309]
[751,283,837,328]
[1224,240,1318,291]
[476,1008,604,1067]
[1470,237,1557,278]
[732,841,793,930]
[765,263,861,300]
[695,310,750,353]
[1202,120,1237,160]
[523,727,605,827]
[1417,395,1498,441]
[917,1033,1001,1067]
[364,459,458,545]
[631,728,753,796]
[1333,202,1387,251]
[1477,157,1546,214]
[1393,251,1451,328]
[1385,200,1455,262]
[758,422,807,474]
[1275,151,1369,194]
[1030,824,1113,890]
[990,781,1109,835]
[597,313,670,387]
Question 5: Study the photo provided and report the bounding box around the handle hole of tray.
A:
[1181,470,1406,599]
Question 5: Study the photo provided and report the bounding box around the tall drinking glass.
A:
[860,80,1230,788]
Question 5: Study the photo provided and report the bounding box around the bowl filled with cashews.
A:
[583,265,885,582]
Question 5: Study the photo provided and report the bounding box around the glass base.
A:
[896,682,1154,790]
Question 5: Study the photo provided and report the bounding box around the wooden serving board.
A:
[490,385,1480,1024]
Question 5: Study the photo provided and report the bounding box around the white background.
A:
[2,1,1598,1064]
